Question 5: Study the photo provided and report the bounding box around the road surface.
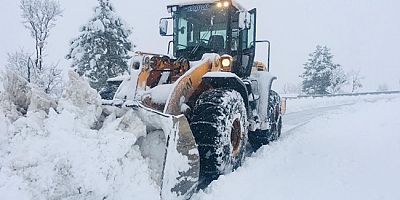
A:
[194,94,400,200]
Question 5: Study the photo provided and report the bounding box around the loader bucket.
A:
[129,102,200,200]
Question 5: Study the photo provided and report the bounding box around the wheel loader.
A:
[108,0,284,199]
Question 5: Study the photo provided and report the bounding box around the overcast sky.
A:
[1,0,399,91]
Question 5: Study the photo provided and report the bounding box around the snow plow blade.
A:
[127,102,200,200]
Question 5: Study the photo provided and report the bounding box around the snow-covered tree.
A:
[349,70,363,93]
[300,45,341,95]
[6,49,34,82]
[39,63,63,96]
[19,0,63,97]
[66,0,132,92]
[328,67,347,94]
[20,0,62,71]
[6,50,63,97]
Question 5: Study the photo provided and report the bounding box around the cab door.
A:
[236,8,257,77]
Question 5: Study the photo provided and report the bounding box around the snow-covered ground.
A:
[1,68,399,200]
[195,95,400,200]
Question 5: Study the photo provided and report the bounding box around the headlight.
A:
[216,1,230,8]
[221,58,231,67]
[223,1,230,7]
[220,55,233,71]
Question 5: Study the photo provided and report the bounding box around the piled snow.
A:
[0,69,57,122]
[142,84,174,104]
[136,130,166,184]
[194,95,400,200]
[0,71,159,200]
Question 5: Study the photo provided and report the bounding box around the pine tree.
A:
[66,0,132,92]
[301,45,341,95]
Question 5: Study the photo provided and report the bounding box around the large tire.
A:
[268,90,282,141]
[249,90,282,151]
[190,88,248,189]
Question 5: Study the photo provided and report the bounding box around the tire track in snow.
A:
[282,103,353,137]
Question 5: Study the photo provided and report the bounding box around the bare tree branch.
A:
[20,0,62,71]
[348,70,363,93]
[17,0,64,97]
[6,49,34,82]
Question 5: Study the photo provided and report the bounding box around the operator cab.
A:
[160,0,257,77]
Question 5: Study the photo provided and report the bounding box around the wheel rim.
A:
[231,118,242,157]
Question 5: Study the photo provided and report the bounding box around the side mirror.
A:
[238,11,251,30]
[159,18,169,36]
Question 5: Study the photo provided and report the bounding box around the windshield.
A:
[173,4,231,60]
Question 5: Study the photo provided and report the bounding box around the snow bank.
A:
[1,69,32,115]
[0,69,56,119]
[0,71,159,200]
[195,96,400,200]
[285,94,400,114]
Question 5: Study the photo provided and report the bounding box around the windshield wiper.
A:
[189,17,214,58]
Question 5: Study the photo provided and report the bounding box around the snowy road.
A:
[283,105,349,134]
[194,95,400,200]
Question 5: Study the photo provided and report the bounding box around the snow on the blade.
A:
[113,70,139,101]
[143,84,174,104]
[203,72,239,78]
